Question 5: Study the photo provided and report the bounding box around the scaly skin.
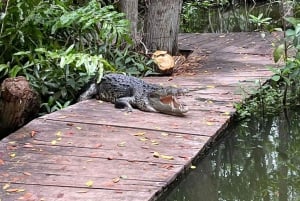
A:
[78,74,188,116]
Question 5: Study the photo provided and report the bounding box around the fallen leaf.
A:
[56,131,62,137]
[66,123,74,126]
[178,155,189,159]
[85,180,93,187]
[153,152,160,158]
[206,122,214,126]
[30,130,37,137]
[76,127,82,130]
[94,144,102,148]
[6,188,25,192]
[120,175,128,179]
[7,145,17,150]
[23,143,34,148]
[112,177,120,183]
[117,142,126,147]
[139,137,148,142]
[10,153,16,158]
[222,111,231,116]
[76,190,89,193]
[161,132,169,136]
[153,151,174,160]
[190,165,196,169]
[160,154,174,160]
[51,140,57,145]
[161,164,174,170]
[206,85,215,88]
[18,192,34,200]
[133,132,145,136]
[23,172,31,176]
[3,183,10,190]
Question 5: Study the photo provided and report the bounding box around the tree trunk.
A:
[119,0,138,43]
[0,76,40,137]
[143,0,182,55]
[281,0,294,19]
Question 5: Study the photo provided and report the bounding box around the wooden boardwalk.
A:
[0,32,275,201]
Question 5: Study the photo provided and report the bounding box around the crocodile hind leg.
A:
[78,83,97,101]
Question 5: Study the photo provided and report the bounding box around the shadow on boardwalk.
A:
[0,32,276,201]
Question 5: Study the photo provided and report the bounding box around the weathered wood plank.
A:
[0,183,154,201]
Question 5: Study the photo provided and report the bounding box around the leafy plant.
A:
[236,15,300,119]
[9,46,112,112]
[0,0,153,114]
[235,80,283,119]
[249,13,272,31]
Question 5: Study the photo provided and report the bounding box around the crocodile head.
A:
[148,88,189,116]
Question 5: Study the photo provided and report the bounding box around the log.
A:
[0,76,40,137]
[152,50,175,75]
[152,50,188,75]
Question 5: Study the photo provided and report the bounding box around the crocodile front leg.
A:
[141,98,158,112]
[115,97,135,112]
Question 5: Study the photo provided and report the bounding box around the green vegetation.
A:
[0,0,153,113]
[235,15,300,119]
[180,0,281,33]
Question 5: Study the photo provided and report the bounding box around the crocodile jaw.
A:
[149,95,188,116]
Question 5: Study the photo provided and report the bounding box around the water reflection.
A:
[181,2,282,33]
[162,108,300,201]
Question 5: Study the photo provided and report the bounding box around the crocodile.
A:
[78,73,188,116]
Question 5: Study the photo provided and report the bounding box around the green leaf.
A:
[0,64,9,72]
[13,51,31,56]
[271,75,281,82]
[273,44,285,63]
[9,65,22,77]
[286,29,295,37]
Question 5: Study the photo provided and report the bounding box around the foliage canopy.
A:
[0,0,153,113]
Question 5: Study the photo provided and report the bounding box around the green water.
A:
[161,108,300,201]
[181,2,282,33]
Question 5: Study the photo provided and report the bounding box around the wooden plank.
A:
[40,101,231,136]
[0,183,154,201]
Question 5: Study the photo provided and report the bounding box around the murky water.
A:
[181,2,282,33]
[160,108,300,201]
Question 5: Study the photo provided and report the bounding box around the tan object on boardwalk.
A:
[152,50,175,75]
